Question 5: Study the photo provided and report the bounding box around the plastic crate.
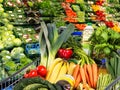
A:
[25,43,40,56]
[0,58,40,90]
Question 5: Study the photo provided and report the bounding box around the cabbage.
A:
[0,50,10,57]
[13,38,22,46]
[3,40,14,49]
[2,55,12,63]
[4,61,16,71]
[11,47,24,59]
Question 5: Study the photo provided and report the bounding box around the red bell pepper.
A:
[105,21,114,28]
[95,10,105,17]
[58,48,73,59]
[95,1,104,6]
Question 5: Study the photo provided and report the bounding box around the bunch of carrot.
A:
[61,2,78,23]
[72,55,98,89]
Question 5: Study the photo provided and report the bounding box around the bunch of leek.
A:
[39,21,75,68]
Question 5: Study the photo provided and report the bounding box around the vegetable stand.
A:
[0,0,120,90]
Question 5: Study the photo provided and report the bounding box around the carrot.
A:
[92,63,98,88]
[83,64,91,87]
[86,64,94,87]
[72,64,80,80]
[80,66,86,85]
[74,70,81,88]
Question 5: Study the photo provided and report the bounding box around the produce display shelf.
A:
[0,57,40,90]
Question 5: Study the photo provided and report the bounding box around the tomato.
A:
[36,65,47,77]
[24,73,29,78]
[28,69,38,78]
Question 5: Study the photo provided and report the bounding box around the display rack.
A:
[0,58,40,90]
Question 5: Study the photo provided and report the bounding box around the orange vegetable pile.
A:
[72,57,98,89]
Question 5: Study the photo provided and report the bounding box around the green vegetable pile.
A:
[0,47,32,80]
[90,26,120,58]
[13,77,62,90]
[97,73,113,90]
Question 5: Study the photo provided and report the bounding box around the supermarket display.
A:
[0,0,120,90]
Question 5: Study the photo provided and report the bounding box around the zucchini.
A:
[106,60,115,78]
[116,55,120,77]
[109,57,115,72]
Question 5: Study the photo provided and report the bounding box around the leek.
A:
[39,29,48,66]
[39,21,75,68]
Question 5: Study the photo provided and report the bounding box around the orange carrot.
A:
[74,70,81,88]
[86,64,94,87]
[72,64,80,80]
[80,66,86,85]
[83,64,91,87]
[92,63,98,88]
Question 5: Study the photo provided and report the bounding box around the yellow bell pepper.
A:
[91,5,101,12]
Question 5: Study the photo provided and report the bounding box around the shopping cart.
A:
[105,76,120,90]
[0,57,40,90]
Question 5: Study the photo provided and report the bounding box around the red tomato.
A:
[24,73,29,78]
[28,69,38,78]
[36,65,47,77]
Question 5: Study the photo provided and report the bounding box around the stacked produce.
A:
[62,0,87,30]
[1,0,120,90]
[90,26,120,58]
[91,0,120,32]
[0,0,38,82]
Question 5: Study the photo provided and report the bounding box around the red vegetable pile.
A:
[24,65,47,78]
[58,48,73,59]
